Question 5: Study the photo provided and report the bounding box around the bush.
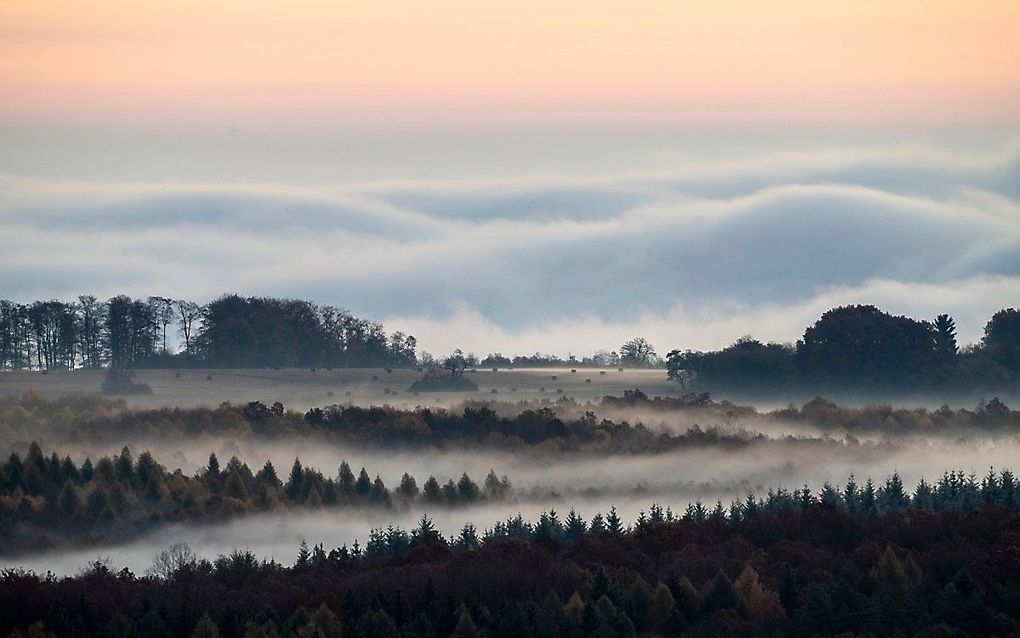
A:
[102,369,153,395]
[407,368,479,392]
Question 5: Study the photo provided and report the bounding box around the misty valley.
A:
[3,342,1020,636]
[3,295,1020,636]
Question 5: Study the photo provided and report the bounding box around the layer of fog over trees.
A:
[1,294,1019,615]
[2,388,1019,576]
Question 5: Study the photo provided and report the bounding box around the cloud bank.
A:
[1,139,1018,355]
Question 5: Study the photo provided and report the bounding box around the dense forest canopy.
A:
[666,305,1020,394]
[2,487,1018,637]
[0,442,514,554]
[0,294,416,371]
[2,393,1018,459]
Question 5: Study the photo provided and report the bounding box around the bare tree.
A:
[149,296,176,354]
[175,300,202,354]
[146,542,197,580]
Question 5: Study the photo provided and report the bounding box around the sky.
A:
[1,1,1018,356]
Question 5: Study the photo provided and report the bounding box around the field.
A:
[0,367,675,411]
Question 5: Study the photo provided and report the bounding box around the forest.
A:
[0,295,658,372]
[0,295,416,371]
[2,393,1017,459]
[0,442,514,554]
[666,305,1020,395]
[6,294,1020,398]
[1,490,1018,637]
[3,303,1020,637]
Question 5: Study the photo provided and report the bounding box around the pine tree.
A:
[933,314,958,361]
[861,477,877,514]
[295,540,311,567]
[256,461,281,488]
[456,473,480,502]
[913,477,934,509]
[413,514,436,541]
[205,453,220,478]
[336,460,355,496]
[370,475,390,505]
[564,509,587,542]
[422,476,442,503]
[285,458,304,500]
[355,468,372,497]
[224,471,250,503]
[879,472,909,512]
[456,523,479,549]
[398,472,419,500]
[843,474,859,513]
[58,479,81,517]
[606,506,624,534]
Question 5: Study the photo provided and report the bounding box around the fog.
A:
[4,429,1017,576]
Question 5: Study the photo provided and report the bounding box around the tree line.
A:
[0,442,512,554]
[667,305,1020,394]
[0,293,666,373]
[4,394,1019,465]
[0,294,418,371]
[2,475,1019,637]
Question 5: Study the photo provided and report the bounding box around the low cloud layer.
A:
[2,138,1018,355]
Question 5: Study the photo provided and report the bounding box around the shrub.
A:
[102,369,153,395]
[408,368,479,392]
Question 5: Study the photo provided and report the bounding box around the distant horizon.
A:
[2,1,1018,358]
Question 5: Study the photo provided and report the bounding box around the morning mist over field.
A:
[3,2,1020,637]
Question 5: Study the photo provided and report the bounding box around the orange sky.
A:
[1,1,1018,126]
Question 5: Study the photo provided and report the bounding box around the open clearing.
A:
[0,367,674,411]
